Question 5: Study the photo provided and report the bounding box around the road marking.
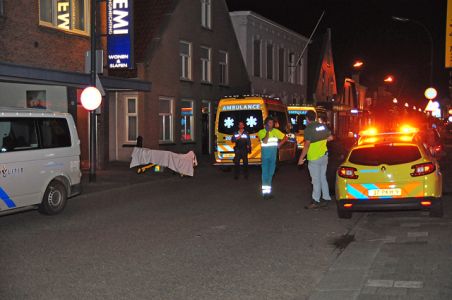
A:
[400,223,421,228]
[407,232,428,238]
[366,279,393,287]
[366,280,423,289]
[394,281,423,288]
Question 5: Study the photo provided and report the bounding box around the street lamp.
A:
[405,102,409,107]
[353,60,364,69]
[384,75,394,83]
[424,87,438,100]
[392,16,434,85]
[393,98,398,104]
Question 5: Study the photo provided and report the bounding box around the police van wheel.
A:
[39,181,68,215]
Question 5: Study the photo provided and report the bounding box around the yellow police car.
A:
[335,126,443,218]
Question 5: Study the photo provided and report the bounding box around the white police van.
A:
[0,107,81,215]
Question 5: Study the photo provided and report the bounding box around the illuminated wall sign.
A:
[107,0,134,69]
[57,0,70,30]
[222,104,261,111]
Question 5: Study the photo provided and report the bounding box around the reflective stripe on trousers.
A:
[261,147,277,195]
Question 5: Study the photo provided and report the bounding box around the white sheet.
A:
[130,147,198,177]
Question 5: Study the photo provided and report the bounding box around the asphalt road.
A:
[0,161,357,300]
[1,144,450,300]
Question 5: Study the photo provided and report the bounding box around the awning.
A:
[0,62,151,92]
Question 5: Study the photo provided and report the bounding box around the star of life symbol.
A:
[224,117,234,128]
[246,116,258,127]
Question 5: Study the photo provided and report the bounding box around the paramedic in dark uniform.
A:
[232,121,251,179]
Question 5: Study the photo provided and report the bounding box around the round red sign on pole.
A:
[81,87,102,111]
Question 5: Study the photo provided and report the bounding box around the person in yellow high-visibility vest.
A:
[257,117,288,199]
[298,110,334,209]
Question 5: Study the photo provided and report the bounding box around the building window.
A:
[126,97,138,142]
[181,100,194,142]
[278,48,285,82]
[267,43,273,80]
[219,51,229,85]
[253,39,261,77]
[180,41,192,80]
[299,60,304,85]
[288,52,296,84]
[201,0,211,29]
[159,97,174,143]
[39,0,89,35]
[200,46,212,83]
[0,0,5,17]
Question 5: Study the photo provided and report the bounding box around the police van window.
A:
[218,110,263,135]
[0,119,39,153]
[38,118,71,148]
[268,111,288,133]
[349,145,421,166]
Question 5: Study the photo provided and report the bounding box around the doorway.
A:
[201,101,212,154]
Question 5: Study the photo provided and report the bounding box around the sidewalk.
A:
[308,143,452,300]
[79,155,215,196]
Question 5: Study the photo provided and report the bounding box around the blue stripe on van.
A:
[0,187,16,208]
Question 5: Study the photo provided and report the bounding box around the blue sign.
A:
[107,0,134,69]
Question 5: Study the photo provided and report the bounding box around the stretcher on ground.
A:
[130,147,198,177]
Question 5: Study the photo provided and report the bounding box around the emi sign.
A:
[107,0,134,69]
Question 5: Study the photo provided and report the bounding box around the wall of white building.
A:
[230,11,308,104]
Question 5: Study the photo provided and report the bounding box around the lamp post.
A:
[89,0,97,182]
[392,16,434,85]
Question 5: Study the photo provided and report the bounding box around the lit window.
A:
[181,100,195,142]
[267,43,273,80]
[201,0,212,29]
[126,97,138,142]
[201,46,212,83]
[253,39,261,77]
[180,41,192,80]
[219,51,228,85]
[39,0,89,35]
[159,98,174,143]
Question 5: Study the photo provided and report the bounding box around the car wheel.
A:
[39,181,68,215]
[429,198,443,218]
[337,203,352,219]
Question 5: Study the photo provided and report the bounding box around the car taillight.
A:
[434,145,442,152]
[338,166,358,179]
[410,162,436,177]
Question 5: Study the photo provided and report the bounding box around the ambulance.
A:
[287,105,317,149]
[214,96,297,165]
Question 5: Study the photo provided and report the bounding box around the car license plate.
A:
[368,188,402,197]
[223,153,235,158]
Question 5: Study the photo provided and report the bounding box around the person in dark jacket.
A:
[232,121,251,179]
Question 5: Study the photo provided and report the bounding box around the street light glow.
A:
[405,102,409,107]
[384,75,394,83]
[353,60,364,68]
[424,87,438,100]
[393,98,398,103]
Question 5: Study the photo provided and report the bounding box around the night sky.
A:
[226,0,449,107]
